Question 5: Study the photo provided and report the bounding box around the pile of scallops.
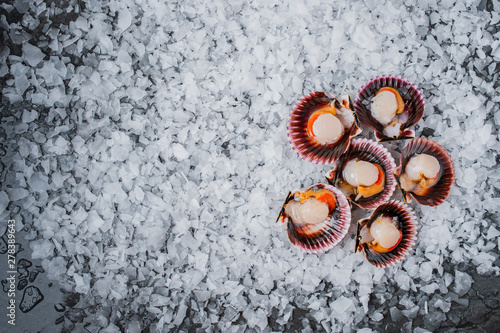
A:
[278,75,455,268]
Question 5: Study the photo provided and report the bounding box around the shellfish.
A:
[288,92,361,165]
[355,200,417,268]
[276,184,350,253]
[395,138,455,206]
[325,138,396,209]
[354,75,424,142]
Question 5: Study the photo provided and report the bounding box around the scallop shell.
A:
[277,184,351,253]
[288,92,361,165]
[325,138,396,209]
[355,200,417,268]
[395,138,455,206]
[354,75,424,142]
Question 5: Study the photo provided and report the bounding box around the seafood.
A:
[325,138,396,209]
[276,184,350,253]
[355,200,417,268]
[354,75,424,142]
[395,138,455,206]
[288,92,361,164]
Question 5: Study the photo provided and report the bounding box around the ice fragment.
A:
[22,43,44,67]
[453,270,473,297]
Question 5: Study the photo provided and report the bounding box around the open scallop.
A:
[276,184,351,253]
[395,138,455,206]
[355,200,417,268]
[354,75,424,142]
[288,91,361,165]
[325,138,396,209]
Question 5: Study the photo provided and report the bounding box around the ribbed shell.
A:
[354,75,424,142]
[278,184,351,254]
[325,138,396,209]
[288,92,361,165]
[395,138,455,206]
[355,200,417,268]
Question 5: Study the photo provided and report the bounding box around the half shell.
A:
[277,184,351,253]
[325,138,396,209]
[354,75,424,142]
[395,138,455,206]
[355,200,417,268]
[288,92,361,165]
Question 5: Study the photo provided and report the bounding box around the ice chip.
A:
[15,74,30,95]
[8,188,29,201]
[0,191,9,215]
[394,269,411,291]
[127,87,147,102]
[30,239,54,259]
[453,270,473,297]
[456,167,477,189]
[420,282,439,294]
[173,143,190,161]
[419,262,433,282]
[390,307,404,322]
[22,43,45,67]
[173,303,187,325]
[14,0,30,13]
[87,211,105,234]
[352,25,378,51]
[486,226,500,240]
[99,35,114,54]
[109,144,130,161]
[150,294,170,307]
[28,172,50,192]
[127,321,141,333]
[330,296,353,314]
[478,123,492,145]
[426,35,443,57]
[117,8,132,31]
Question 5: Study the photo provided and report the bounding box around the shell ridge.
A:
[397,138,454,206]
[354,75,424,142]
[328,138,396,209]
[358,200,417,267]
[283,184,350,253]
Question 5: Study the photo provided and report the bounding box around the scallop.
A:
[276,184,351,253]
[325,138,396,209]
[288,92,362,165]
[355,200,417,268]
[354,75,424,142]
[395,138,455,206]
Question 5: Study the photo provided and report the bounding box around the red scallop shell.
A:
[287,92,361,165]
[355,200,417,268]
[277,184,351,254]
[354,75,424,142]
[394,138,455,206]
[325,138,396,209]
